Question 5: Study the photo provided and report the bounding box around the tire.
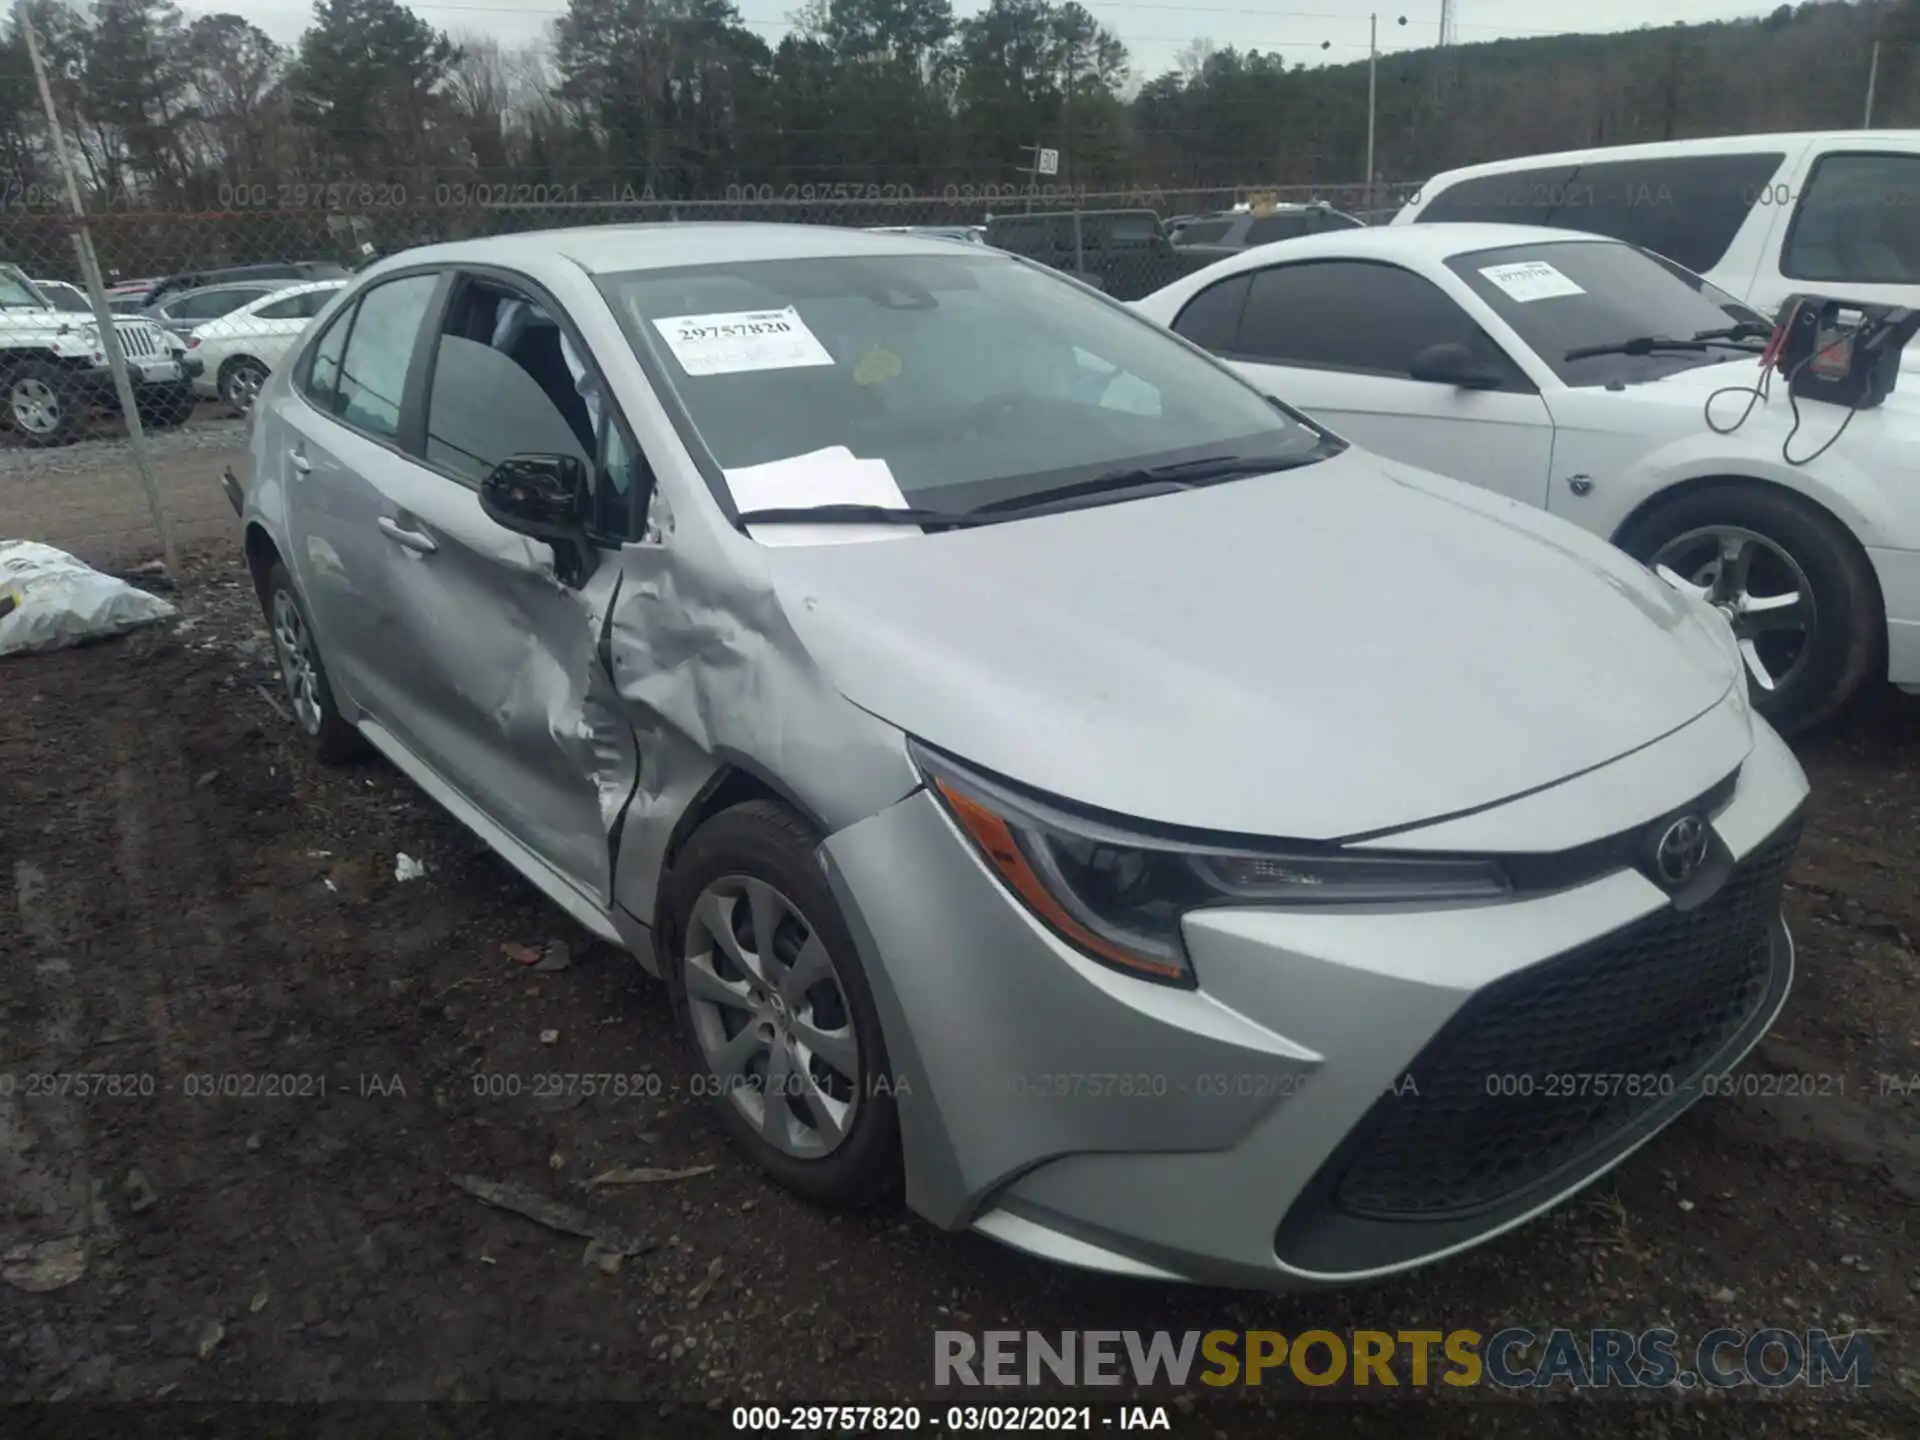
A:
[259,561,361,763]
[664,800,901,1208]
[135,382,195,430]
[1617,483,1882,735]
[219,356,269,415]
[6,359,85,447]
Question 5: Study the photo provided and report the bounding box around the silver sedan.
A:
[226,223,1808,1289]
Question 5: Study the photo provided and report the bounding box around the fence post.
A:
[19,4,177,574]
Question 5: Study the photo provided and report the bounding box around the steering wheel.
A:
[951,390,1036,438]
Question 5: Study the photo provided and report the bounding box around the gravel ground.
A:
[1,551,1917,1436]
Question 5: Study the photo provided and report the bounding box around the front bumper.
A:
[820,704,1808,1289]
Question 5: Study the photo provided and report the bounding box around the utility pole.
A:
[19,3,175,572]
[1366,14,1378,211]
[1865,39,1881,128]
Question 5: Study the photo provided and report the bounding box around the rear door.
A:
[1174,258,1556,508]
[353,268,648,904]
[275,270,446,724]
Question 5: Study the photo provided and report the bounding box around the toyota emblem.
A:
[1654,815,1711,887]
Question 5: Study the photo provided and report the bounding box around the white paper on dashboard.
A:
[652,306,835,376]
[723,446,921,547]
[1478,260,1586,303]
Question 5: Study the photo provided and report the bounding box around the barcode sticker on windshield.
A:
[1478,261,1585,303]
[651,306,834,376]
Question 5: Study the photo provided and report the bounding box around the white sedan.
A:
[187,280,345,413]
[1134,222,1920,734]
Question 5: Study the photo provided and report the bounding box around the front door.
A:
[1176,257,1557,508]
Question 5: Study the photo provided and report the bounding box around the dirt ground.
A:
[3,545,1919,1437]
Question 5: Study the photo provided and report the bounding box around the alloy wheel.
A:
[11,377,60,436]
[682,876,862,1160]
[1652,525,1815,695]
[227,363,266,412]
[269,588,324,735]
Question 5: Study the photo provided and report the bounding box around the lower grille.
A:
[1329,815,1800,1221]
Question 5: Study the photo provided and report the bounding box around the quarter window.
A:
[334,274,437,439]
[301,305,352,412]
[1782,152,1920,285]
[256,289,335,321]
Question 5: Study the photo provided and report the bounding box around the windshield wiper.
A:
[736,503,994,529]
[1565,323,1772,363]
[973,453,1315,516]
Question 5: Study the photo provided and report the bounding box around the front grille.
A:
[1329,815,1801,1221]
[114,323,158,359]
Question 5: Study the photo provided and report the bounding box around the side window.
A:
[1417,165,1584,226]
[1245,213,1314,246]
[296,289,336,318]
[255,292,314,321]
[1782,152,1920,285]
[301,304,352,412]
[1171,273,1253,352]
[335,274,437,439]
[1558,153,1786,273]
[1232,261,1493,380]
[423,281,594,484]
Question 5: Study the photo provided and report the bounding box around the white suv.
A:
[1394,131,1920,321]
[0,265,201,445]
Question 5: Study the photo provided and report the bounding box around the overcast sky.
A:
[195,0,1799,82]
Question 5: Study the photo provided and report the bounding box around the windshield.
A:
[600,251,1321,520]
[44,284,89,313]
[0,268,47,309]
[1445,239,1770,387]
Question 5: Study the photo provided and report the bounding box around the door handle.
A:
[288,448,311,474]
[377,516,438,555]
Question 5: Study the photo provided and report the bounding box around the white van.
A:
[1393,131,1920,320]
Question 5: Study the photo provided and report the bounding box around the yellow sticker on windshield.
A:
[854,346,902,386]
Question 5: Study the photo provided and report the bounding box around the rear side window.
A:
[334,274,437,439]
[1246,213,1318,246]
[257,288,335,321]
[1419,153,1785,273]
[1171,273,1253,351]
[1177,219,1235,245]
[1782,151,1920,285]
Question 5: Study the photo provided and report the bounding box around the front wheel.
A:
[665,800,901,1208]
[135,382,195,430]
[6,360,85,447]
[1619,484,1883,735]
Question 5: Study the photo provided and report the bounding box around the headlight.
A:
[912,742,1510,987]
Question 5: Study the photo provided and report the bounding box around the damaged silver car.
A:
[226,224,1809,1289]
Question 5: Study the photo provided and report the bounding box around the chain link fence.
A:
[0,180,1417,564]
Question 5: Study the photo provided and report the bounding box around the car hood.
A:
[1635,354,1920,427]
[763,449,1740,840]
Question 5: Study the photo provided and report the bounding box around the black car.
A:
[983,209,1187,300]
[144,261,349,310]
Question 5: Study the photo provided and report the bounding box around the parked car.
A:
[1394,131,1920,322]
[32,279,91,313]
[1171,202,1365,258]
[147,260,349,310]
[1134,221,1920,733]
[188,280,345,412]
[146,280,281,338]
[0,263,199,442]
[984,208,1190,298]
[225,223,1806,1289]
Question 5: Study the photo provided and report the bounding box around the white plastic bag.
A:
[0,540,177,656]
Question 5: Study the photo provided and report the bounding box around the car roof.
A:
[364,223,980,280]
[1196,221,1612,269]
[1420,129,1920,188]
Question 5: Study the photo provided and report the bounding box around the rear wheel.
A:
[1619,483,1882,735]
[219,356,269,415]
[260,561,361,763]
[6,360,84,447]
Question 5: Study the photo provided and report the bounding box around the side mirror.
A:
[1410,341,1509,390]
[479,452,597,585]
[480,452,588,539]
